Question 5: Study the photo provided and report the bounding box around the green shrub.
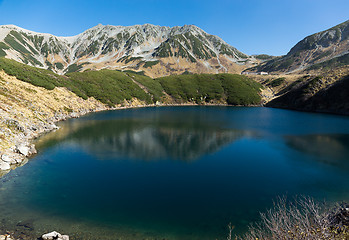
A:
[143,60,159,68]
[65,63,84,73]
[268,77,286,87]
[0,43,10,57]
[67,70,152,106]
[55,62,64,70]
[0,57,64,90]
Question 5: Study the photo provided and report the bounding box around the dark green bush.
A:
[268,77,286,87]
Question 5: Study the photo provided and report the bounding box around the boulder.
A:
[42,231,69,240]
[16,144,30,156]
[70,112,79,118]
[1,154,17,165]
[0,161,11,171]
[0,235,13,240]
[14,155,24,164]
[29,144,37,155]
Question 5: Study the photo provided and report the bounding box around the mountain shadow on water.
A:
[285,134,349,167]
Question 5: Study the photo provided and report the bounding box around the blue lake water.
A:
[1,106,349,239]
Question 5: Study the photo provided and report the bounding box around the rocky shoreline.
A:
[0,231,69,240]
[0,107,108,176]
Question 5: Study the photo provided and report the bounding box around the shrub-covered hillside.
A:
[0,58,262,107]
[157,73,262,105]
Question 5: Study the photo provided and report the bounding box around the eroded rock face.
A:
[42,231,69,240]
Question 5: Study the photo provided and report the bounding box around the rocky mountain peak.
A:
[0,23,254,77]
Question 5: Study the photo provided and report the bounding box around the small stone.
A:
[70,112,79,118]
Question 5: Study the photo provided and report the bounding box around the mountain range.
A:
[0,20,349,77]
[0,24,256,77]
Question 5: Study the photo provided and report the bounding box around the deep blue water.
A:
[1,106,349,239]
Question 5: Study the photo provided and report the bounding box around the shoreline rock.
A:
[0,161,10,171]
[41,231,69,240]
[0,234,14,240]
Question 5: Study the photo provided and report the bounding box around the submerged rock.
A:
[41,231,69,240]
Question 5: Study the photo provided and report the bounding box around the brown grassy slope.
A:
[0,70,106,152]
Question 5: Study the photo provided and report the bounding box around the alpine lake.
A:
[1,106,349,240]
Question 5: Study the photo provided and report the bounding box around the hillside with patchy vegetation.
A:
[0,24,257,78]
[265,67,349,115]
[246,20,349,74]
[0,57,262,108]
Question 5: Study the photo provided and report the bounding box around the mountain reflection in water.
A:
[285,134,349,166]
[4,107,349,240]
[36,118,255,161]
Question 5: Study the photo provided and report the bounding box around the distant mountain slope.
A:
[0,24,256,77]
[248,20,349,74]
[266,68,349,115]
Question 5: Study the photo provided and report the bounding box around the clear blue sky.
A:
[0,0,348,56]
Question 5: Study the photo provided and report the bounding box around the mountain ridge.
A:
[0,23,255,77]
[246,19,349,74]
